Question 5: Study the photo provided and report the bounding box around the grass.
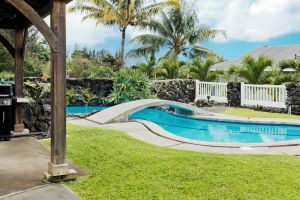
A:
[55,124,300,200]
[222,107,300,120]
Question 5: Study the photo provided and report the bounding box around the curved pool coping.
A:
[132,116,300,148]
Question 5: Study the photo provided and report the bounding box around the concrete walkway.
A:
[0,138,81,199]
[0,184,80,200]
[69,118,300,155]
[87,99,211,124]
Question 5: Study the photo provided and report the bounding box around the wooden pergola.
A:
[0,0,76,182]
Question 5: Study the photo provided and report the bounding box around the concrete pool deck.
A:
[0,138,82,199]
[68,118,300,155]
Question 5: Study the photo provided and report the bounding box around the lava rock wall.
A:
[151,79,195,103]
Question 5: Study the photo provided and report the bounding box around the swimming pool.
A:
[66,106,109,115]
[129,108,300,143]
[66,106,300,144]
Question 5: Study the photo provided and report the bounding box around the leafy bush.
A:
[24,80,50,102]
[81,88,98,105]
[0,71,14,79]
[89,66,114,78]
[66,88,98,106]
[109,69,154,104]
[66,88,77,106]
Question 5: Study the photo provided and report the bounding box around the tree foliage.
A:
[188,57,218,81]
[237,55,273,84]
[67,47,118,78]
[0,28,50,77]
[155,59,186,79]
[108,69,153,104]
[129,2,226,61]
[69,0,179,68]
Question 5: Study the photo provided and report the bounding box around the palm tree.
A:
[128,2,226,61]
[188,57,218,81]
[277,59,300,84]
[69,0,179,68]
[155,59,185,79]
[279,59,300,72]
[238,55,273,84]
[133,49,156,78]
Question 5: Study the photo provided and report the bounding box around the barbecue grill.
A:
[0,84,14,140]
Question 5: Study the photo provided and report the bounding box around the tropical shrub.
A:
[67,54,98,78]
[81,88,98,105]
[278,59,300,83]
[66,88,78,106]
[188,57,218,81]
[0,71,14,79]
[155,59,186,79]
[238,55,273,84]
[109,69,153,104]
[66,88,98,106]
[279,59,300,72]
[89,66,114,79]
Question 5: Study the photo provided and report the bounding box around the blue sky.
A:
[64,0,300,63]
[204,32,300,60]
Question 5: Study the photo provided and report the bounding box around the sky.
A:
[63,0,300,62]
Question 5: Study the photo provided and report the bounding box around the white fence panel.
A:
[241,83,287,108]
[195,81,228,103]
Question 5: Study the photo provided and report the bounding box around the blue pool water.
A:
[66,106,109,115]
[129,108,300,143]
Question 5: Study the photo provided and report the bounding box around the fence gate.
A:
[241,83,287,108]
[195,81,228,103]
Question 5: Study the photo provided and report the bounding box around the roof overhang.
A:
[0,0,72,29]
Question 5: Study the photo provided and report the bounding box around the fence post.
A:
[240,82,245,107]
[195,80,199,102]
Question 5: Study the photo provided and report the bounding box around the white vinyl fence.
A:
[195,80,228,103]
[241,83,287,108]
[195,81,287,109]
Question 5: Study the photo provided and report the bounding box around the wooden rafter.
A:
[6,0,58,52]
[0,33,15,58]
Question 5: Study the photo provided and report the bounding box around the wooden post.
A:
[45,0,77,182]
[14,26,26,132]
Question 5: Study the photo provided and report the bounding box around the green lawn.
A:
[56,124,300,200]
[222,107,300,120]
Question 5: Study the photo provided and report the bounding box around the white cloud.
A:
[61,0,300,46]
[65,3,119,46]
[195,0,300,42]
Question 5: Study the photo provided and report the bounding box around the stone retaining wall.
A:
[151,79,195,103]
[18,78,300,132]
[23,81,51,133]
[22,78,196,132]
[66,78,113,98]
[227,82,241,107]
[286,83,300,106]
[286,83,300,114]
[23,78,113,133]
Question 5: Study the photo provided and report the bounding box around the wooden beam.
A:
[6,0,58,52]
[13,27,27,132]
[50,0,68,171]
[0,33,15,58]
[45,0,77,182]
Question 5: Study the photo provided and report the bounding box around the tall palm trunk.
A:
[120,29,126,68]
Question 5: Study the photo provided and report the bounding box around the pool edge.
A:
[132,119,300,148]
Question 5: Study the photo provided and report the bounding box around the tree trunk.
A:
[120,29,126,68]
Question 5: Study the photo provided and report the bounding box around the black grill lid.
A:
[0,84,13,96]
